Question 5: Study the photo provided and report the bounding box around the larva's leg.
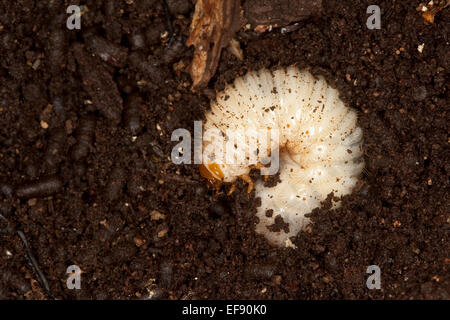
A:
[252,163,265,169]
[204,179,222,196]
[251,163,269,182]
[227,184,236,195]
[239,174,254,194]
[213,181,222,197]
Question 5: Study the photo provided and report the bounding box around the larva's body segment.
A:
[202,66,364,246]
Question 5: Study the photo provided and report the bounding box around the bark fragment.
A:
[186,0,243,90]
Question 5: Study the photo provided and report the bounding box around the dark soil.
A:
[0,0,449,300]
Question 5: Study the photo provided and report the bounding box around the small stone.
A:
[157,228,168,238]
[133,237,144,247]
[40,120,49,129]
[417,43,425,53]
[160,31,169,40]
[151,210,165,221]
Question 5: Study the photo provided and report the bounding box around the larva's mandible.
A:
[201,66,364,247]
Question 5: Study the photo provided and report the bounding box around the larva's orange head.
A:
[199,163,224,181]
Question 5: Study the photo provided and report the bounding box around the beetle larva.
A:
[200,66,364,247]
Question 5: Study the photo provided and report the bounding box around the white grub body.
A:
[202,66,364,246]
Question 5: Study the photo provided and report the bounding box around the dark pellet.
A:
[124,93,142,135]
[16,175,63,198]
[128,52,165,84]
[145,21,166,46]
[161,36,185,64]
[47,29,67,74]
[159,261,173,288]
[244,0,323,26]
[103,0,117,17]
[45,127,66,168]
[72,43,123,123]
[412,86,428,102]
[195,185,206,197]
[24,162,39,179]
[73,162,87,178]
[0,214,13,235]
[71,116,96,162]
[22,83,46,106]
[245,264,276,280]
[128,29,146,51]
[116,75,136,94]
[209,201,226,218]
[0,183,13,197]
[84,34,127,67]
[105,167,126,202]
[51,95,66,125]
[149,140,165,158]
[166,0,192,15]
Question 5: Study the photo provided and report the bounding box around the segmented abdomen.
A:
[203,66,364,246]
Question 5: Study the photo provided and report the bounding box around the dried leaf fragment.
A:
[186,0,243,90]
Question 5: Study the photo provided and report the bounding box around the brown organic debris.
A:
[186,0,243,90]
[150,210,166,221]
[417,0,450,23]
[157,227,168,238]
